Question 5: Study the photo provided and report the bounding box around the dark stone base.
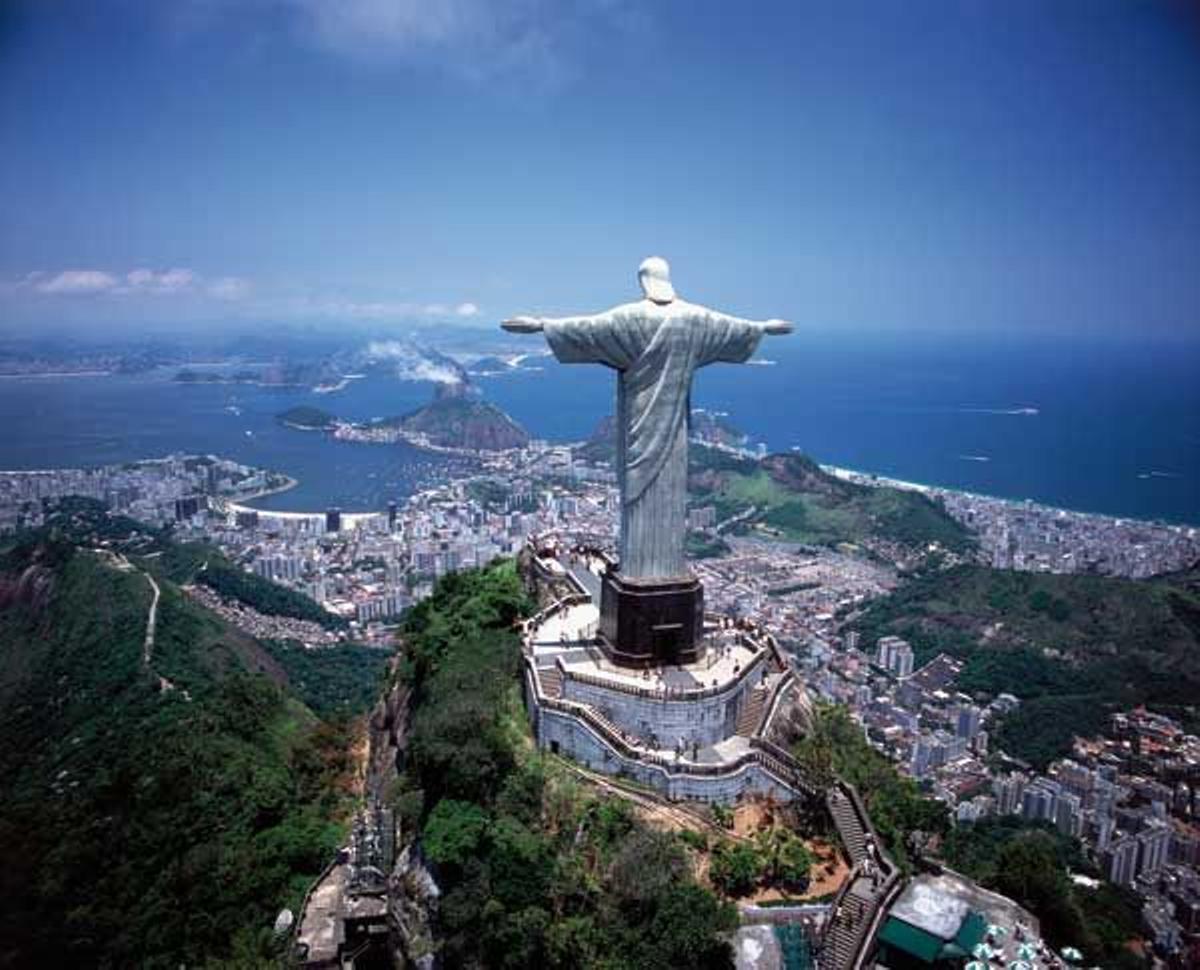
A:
[599,572,704,668]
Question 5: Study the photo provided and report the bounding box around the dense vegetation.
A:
[851,564,1200,765]
[42,497,345,631]
[689,451,973,554]
[157,539,348,630]
[260,639,391,718]
[685,530,732,559]
[707,828,814,897]
[376,386,530,451]
[276,405,338,430]
[0,535,359,968]
[940,817,1147,969]
[576,422,968,554]
[388,563,742,968]
[791,703,948,871]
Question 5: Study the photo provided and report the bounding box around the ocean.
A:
[1,330,1197,524]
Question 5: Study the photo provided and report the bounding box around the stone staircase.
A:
[817,786,901,970]
[538,665,563,699]
[735,683,769,736]
[821,883,873,970]
[584,705,631,748]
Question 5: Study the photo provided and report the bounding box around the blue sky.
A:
[1,0,1198,339]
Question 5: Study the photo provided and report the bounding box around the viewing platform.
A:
[518,538,812,804]
[518,537,914,970]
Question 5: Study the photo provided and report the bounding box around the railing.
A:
[558,642,768,702]
[530,660,815,796]
[748,736,817,797]
[289,852,343,962]
[753,669,797,739]
[530,551,592,599]
[819,781,902,970]
[851,873,903,970]
[521,592,594,654]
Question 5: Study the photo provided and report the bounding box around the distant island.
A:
[277,380,530,453]
[394,382,529,450]
[466,354,516,375]
[174,368,265,384]
[363,382,530,451]
[276,406,338,431]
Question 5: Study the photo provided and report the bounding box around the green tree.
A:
[422,799,489,871]
[609,829,690,909]
[641,883,738,969]
[756,827,813,890]
[709,839,762,897]
[488,817,556,910]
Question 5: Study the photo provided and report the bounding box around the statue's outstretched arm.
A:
[502,311,615,334]
[503,309,630,368]
[707,311,792,335]
[502,315,544,334]
[696,308,792,367]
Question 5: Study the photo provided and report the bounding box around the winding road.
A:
[141,571,160,666]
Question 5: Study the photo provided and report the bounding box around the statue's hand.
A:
[763,319,793,335]
[502,316,544,334]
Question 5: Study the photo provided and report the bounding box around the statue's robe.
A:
[544,299,763,579]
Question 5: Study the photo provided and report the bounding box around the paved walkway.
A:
[141,571,160,666]
[567,559,602,600]
[531,602,598,647]
[295,863,347,964]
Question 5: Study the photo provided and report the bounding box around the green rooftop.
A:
[877,909,988,966]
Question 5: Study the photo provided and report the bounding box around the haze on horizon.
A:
[1,0,1198,342]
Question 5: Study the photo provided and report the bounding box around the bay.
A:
[0,330,1196,525]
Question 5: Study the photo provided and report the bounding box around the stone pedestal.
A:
[599,571,704,668]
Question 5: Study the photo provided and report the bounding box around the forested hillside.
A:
[0,529,370,968]
[386,562,741,969]
[850,564,1200,766]
[689,450,973,553]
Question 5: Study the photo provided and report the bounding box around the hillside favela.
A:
[2,4,1199,970]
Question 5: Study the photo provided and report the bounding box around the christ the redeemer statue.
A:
[504,257,791,582]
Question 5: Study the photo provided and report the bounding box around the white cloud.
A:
[5,266,252,303]
[4,263,478,326]
[364,340,463,384]
[208,276,252,300]
[124,267,197,293]
[36,270,119,294]
[173,0,647,88]
[283,295,485,323]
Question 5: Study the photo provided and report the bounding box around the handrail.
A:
[522,592,592,643]
[289,852,342,960]
[818,780,902,970]
[753,669,796,739]
[839,782,896,878]
[530,658,814,793]
[559,644,768,702]
[851,872,903,970]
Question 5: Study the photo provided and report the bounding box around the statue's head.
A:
[638,256,675,304]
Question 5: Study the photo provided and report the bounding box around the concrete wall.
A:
[535,705,799,805]
[560,662,764,749]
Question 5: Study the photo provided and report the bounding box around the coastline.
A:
[0,369,115,379]
[236,474,300,505]
[821,463,1199,531]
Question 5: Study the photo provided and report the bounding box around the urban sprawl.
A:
[3,440,1199,960]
